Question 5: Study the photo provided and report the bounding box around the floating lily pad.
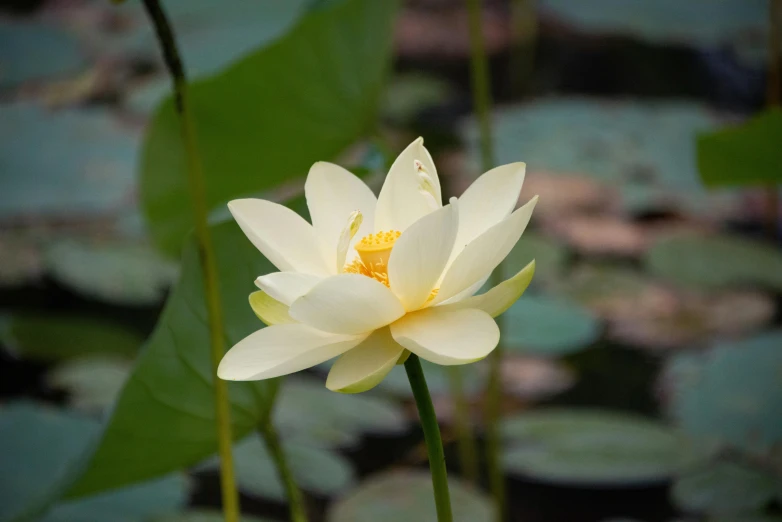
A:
[274,378,407,448]
[502,232,568,290]
[327,470,494,522]
[0,103,140,220]
[0,313,141,362]
[0,20,87,88]
[672,461,781,516]
[503,296,600,356]
[501,409,687,486]
[46,356,133,414]
[646,233,782,292]
[199,434,353,500]
[45,239,179,305]
[669,331,782,457]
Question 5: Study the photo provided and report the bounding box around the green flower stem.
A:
[446,367,479,484]
[465,0,506,519]
[259,416,308,522]
[140,1,239,520]
[405,354,454,522]
[767,0,780,239]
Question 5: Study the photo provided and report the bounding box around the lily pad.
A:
[45,239,179,305]
[274,378,407,448]
[669,331,782,457]
[327,470,494,522]
[502,232,568,290]
[0,103,139,220]
[501,409,687,486]
[46,356,133,414]
[199,434,354,500]
[646,233,782,292]
[672,461,780,515]
[503,295,600,356]
[0,313,141,362]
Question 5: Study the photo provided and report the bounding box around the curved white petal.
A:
[228,199,329,276]
[452,162,526,260]
[438,260,535,317]
[390,307,499,365]
[289,274,405,335]
[388,203,458,311]
[438,274,489,305]
[375,137,442,233]
[255,272,322,306]
[432,196,538,305]
[217,324,366,381]
[249,290,295,325]
[326,327,405,393]
[305,162,377,270]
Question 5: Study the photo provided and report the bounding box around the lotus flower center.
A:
[344,230,401,286]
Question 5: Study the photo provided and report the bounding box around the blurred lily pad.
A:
[0,313,141,362]
[46,355,133,414]
[327,470,494,522]
[0,103,140,220]
[0,20,87,88]
[199,434,354,500]
[274,378,407,448]
[502,232,568,289]
[501,409,688,486]
[669,331,782,457]
[45,239,179,305]
[142,0,398,255]
[646,233,782,291]
[503,295,600,356]
[672,461,781,516]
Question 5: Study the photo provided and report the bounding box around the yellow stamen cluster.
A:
[345,230,401,286]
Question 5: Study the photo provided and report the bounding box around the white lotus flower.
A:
[218,138,537,393]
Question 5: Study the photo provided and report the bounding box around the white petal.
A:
[289,274,405,335]
[326,327,405,393]
[390,307,499,365]
[452,162,526,260]
[438,260,535,317]
[387,203,458,311]
[375,137,441,233]
[305,162,377,269]
[438,274,489,305]
[228,199,329,276]
[249,290,295,325]
[432,196,538,305]
[217,324,366,381]
[254,272,322,305]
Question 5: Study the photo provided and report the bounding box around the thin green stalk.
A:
[446,367,479,484]
[465,0,506,519]
[766,0,780,239]
[140,1,239,520]
[509,0,537,96]
[259,417,308,522]
[405,355,453,522]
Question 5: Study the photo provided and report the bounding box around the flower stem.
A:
[139,1,239,521]
[259,416,309,522]
[405,354,453,522]
[766,0,781,240]
[465,0,506,519]
[446,367,479,484]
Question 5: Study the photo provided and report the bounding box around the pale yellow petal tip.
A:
[326,376,382,394]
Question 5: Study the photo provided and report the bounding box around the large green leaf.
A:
[67,218,279,497]
[327,470,494,522]
[141,0,398,255]
[697,109,782,187]
[501,409,689,486]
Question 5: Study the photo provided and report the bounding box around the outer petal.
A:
[451,162,526,260]
[432,196,538,305]
[438,260,535,318]
[305,162,377,270]
[387,203,458,311]
[390,307,499,365]
[228,199,329,276]
[289,274,405,335]
[249,290,295,325]
[374,137,441,233]
[255,272,322,305]
[217,324,366,381]
[326,327,405,393]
